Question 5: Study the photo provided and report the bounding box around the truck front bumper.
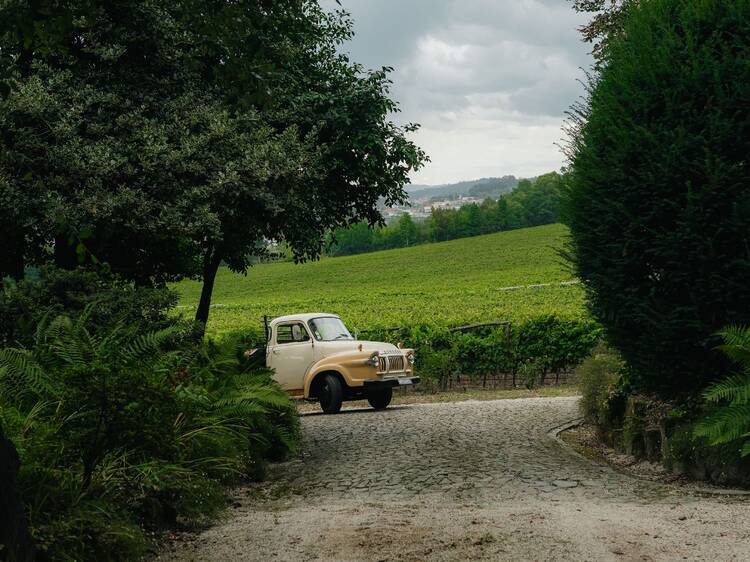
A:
[364,376,420,390]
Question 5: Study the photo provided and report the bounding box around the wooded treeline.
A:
[327,172,562,256]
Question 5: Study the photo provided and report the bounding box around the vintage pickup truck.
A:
[262,313,419,414]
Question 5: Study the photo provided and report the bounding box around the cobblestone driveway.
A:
[161,397,750,562]
[280,397,665,502]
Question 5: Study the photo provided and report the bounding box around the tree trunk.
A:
[53,233,77,270]
[0,430,35,561]
[195,250,222,330]
[0,231,24,280]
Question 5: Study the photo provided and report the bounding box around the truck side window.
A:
[276,323,310,344]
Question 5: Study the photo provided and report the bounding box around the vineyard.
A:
[174,223,588,335]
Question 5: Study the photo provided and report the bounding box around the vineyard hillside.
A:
[174,224,587,334]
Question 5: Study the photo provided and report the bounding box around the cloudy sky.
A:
[323,0,594,185]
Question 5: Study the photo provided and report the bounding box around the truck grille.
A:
[377,355,405,373]
[388,355,405,372]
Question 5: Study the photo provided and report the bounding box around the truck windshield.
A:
[308,317,354,341]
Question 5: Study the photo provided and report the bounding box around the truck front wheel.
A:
[367,387,393,410]
[319,374,343,414]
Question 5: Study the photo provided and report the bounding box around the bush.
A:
[564,0,750,395]
[0,267,180,348]
[0,270,298,561]
[694,326,750,458]
[362,315,600,388]
[577,344,625,424]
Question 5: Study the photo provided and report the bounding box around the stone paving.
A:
[267,397,677,503]
[161,397,750,562]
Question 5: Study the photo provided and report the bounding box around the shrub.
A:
[517,358,544,390]
[0,270,298,561]
[564,0,750,394]
[577,344,625,424]
[517,315,601,384]
[363,316,600,388]
[0,267,180,348]
[694,326,750,458]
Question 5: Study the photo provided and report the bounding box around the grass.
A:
[173,224,587,335]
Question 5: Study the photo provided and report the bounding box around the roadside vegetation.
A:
[567,0,750,483]
[0,269,299,560]
[2,0,749,558]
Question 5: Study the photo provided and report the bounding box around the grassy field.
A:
[174,223,587,335]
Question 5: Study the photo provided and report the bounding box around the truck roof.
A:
[270,312,340,325]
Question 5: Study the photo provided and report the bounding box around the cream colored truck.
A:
[264,313,419,414]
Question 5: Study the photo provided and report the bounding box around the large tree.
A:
[570,0,638,66]
[0,1,426,327]
[564,0,750,394]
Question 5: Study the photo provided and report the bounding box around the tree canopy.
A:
[564,0,750,394]
[570,0,639,66]
[0,0,427,325]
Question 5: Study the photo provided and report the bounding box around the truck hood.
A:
[316,340,400,355]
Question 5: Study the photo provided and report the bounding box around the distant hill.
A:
[407,176,519,200]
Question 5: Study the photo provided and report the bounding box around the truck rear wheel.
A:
[319,374,343,414]
[367,387,393,410]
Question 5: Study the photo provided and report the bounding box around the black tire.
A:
[367,387,392,410]
[319,374,343,414]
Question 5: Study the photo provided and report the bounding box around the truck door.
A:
[267,322,314,391]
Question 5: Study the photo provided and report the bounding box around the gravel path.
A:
[158,397,750,561]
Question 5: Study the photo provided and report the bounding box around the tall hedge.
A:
[564,0,750,394]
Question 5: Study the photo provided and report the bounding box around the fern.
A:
[0,348,60,400]
[694,325,750,456]
[119,325,183,364]
[702,373,750,404]
[715,325,750,368]
[1,307,300,560]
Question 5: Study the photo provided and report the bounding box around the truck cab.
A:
[266,313,419,414]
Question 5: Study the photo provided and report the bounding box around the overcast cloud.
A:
[324,0,594,185]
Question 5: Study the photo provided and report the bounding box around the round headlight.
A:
[368,353,379,367]
[408,353,416,365]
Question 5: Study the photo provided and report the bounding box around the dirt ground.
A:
[157,397,750,562]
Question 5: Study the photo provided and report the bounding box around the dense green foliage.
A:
[175,224,586,334]
[0,267,178,348]
[564,0,750,395]
[695,326,750,458]
[328,172,562,256]
[0,271,298,560]
[576,344,625,425]
[0,0,426,329]
[362,316,601,390]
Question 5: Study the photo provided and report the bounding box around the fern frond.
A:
[220,384,294,410]
[715,325,750,369]
[119,325,182,364]
[0,348,58,399]
[694,403,750,444]
[703,374,750,404]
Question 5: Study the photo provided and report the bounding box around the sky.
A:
[323,0,594,185]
